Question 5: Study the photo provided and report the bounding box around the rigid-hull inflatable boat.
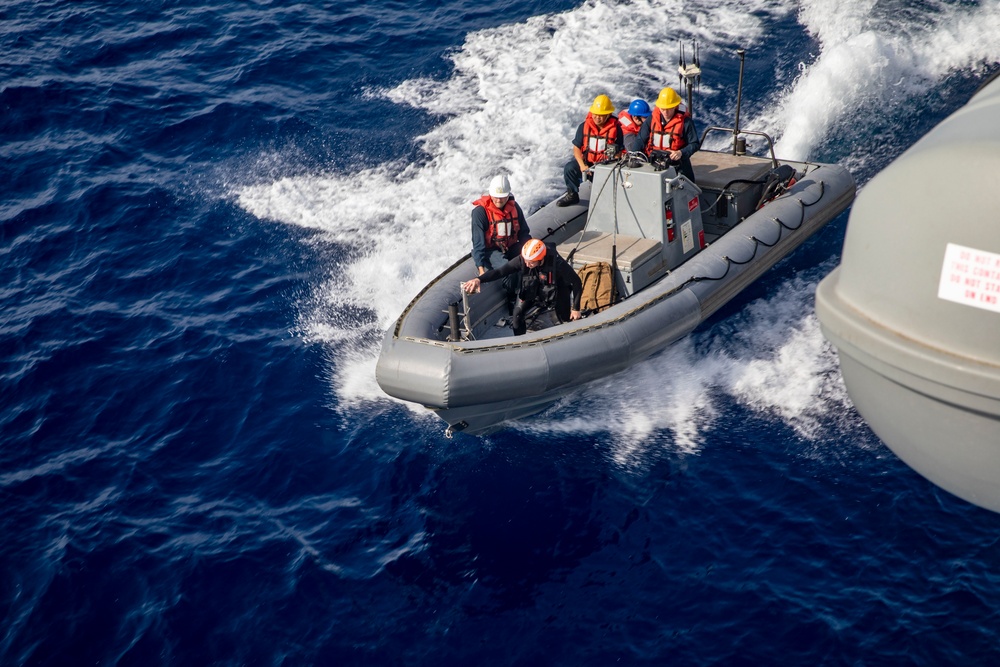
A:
[377,142,856,435]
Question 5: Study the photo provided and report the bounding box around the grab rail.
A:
[699,126,779,168]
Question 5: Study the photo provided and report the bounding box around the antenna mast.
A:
[733,48,745,155]
[678,41,702,117]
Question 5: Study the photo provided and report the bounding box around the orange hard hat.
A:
[521,239,547,262]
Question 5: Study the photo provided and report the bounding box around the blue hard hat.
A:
[628,99,651,117]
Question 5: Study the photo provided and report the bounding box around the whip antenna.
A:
[678,40,702,117]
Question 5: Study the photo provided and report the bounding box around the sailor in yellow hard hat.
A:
[637,86,701,182]
[557,94,625,207]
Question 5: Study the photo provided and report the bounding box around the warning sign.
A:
[938,242,1000,314]
[681,220,694,253]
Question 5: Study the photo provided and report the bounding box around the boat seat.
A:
[692,152,773,234]
[692,151,773,190]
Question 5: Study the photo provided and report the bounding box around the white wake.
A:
[234,0,1000,453]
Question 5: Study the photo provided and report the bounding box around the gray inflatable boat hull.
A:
[378,160,855,435]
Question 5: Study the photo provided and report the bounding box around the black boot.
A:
[556,191,580,207]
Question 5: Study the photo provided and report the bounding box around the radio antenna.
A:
[678,41,702,117]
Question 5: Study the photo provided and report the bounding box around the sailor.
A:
[462,239,582,335]
[618,99,651,152]
[637,87,700,183]
[471,174,530,275]
[556,94,624,207]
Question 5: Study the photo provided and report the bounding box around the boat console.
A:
[557,158,706,297]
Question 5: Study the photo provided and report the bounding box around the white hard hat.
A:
[489,174,511,198]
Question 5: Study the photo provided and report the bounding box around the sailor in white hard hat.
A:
[470,174,530,277]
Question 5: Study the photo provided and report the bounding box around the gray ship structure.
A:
[377,52,857,436]
[816,72,1000,513]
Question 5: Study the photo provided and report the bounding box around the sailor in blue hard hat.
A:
[619,99,651,152]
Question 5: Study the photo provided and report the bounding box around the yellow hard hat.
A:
[589,94,615,116]
[655,87,682,110]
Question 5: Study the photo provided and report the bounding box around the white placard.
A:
[937,242,1000,314]
[681,221,694,253]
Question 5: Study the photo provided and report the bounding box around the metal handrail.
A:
[699,126,779,168]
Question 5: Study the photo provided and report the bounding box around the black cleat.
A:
[556,191,580,207]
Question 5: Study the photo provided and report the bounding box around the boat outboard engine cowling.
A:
[816,72,1000,513]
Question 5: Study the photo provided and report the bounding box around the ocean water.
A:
[3,0,1000,664]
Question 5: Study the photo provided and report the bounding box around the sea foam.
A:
[235,0,1000,448]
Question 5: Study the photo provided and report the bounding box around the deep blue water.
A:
[3,0,1000,665]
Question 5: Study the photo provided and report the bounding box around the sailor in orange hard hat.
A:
[462,239,582,335]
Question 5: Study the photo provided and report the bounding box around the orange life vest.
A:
[582,113,621,164]
[472,194,520,252]
[617,110,641,136]
[646,109,690,153]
